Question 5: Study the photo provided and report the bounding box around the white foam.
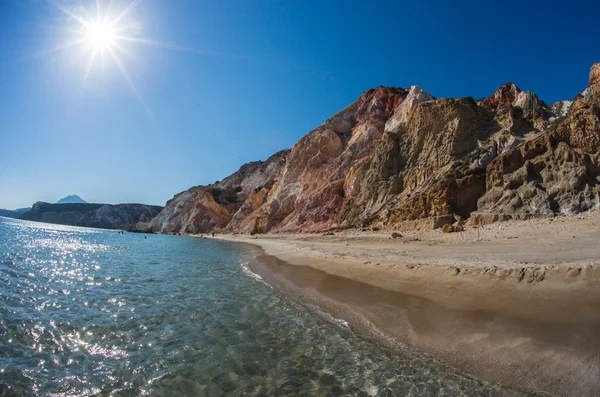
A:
[317,310,351,329]
[240,261,272,288]
[385,85,434,132]
[332,317,350,329]
[239,261,352,330]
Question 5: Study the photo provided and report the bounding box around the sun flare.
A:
[44,0,204,108]
[44,0,149,102]
[85,21,115,49]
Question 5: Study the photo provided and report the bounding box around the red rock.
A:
[150,63,600,234]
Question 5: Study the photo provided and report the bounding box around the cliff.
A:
[471,62,600,224]
[148,150,289,234]
[19,202,163,230]
[150,63,600,233]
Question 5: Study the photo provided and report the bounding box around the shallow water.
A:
[0,217,527,396]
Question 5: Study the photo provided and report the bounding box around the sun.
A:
[45,0,148,100]
[85,21,115,49]
[43,0,205,107]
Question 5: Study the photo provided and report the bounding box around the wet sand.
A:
[213,212,600,396]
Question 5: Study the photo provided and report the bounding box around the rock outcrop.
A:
[551,100,572,117]
[149,63,600,233]
[148,150,289,234]
[473,62,600,222]
[19,202,162,230]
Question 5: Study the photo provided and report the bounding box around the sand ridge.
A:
[214,211,600,320]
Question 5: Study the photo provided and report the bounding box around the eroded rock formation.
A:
[148,150,289,234]
[473,63,600,223]
[150,63,600,233]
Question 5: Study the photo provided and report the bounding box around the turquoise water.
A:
[0,217,526,396]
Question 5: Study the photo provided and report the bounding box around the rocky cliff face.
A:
[19,202,163,230]
[472,63,600,223]
[148,150,289,234]
[150,63,600,233]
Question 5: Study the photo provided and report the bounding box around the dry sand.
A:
[211,211,600,396]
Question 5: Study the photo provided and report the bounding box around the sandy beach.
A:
[213,211,600,396]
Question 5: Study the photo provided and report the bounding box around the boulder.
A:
[441,223,455,233]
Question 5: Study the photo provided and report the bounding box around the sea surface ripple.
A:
[0,217,527,396]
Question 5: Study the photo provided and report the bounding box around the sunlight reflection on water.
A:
[0,217,529,396]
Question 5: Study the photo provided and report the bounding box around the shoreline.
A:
[212,212,600,396]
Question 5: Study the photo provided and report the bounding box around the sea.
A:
[0,216,527,396]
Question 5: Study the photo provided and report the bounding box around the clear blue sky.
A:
[0,0,598,209]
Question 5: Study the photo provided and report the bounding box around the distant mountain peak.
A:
[57,195,87,204]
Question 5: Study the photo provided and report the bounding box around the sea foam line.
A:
[240,261,272,288]
[239,259,350,329]
[318,309,350,329]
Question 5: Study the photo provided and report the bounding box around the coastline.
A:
[212,212,600,396]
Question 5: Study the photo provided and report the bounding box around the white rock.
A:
[385,86,434,132]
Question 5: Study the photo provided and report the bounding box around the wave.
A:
[239,261,272,288]
[239,260,353,330]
